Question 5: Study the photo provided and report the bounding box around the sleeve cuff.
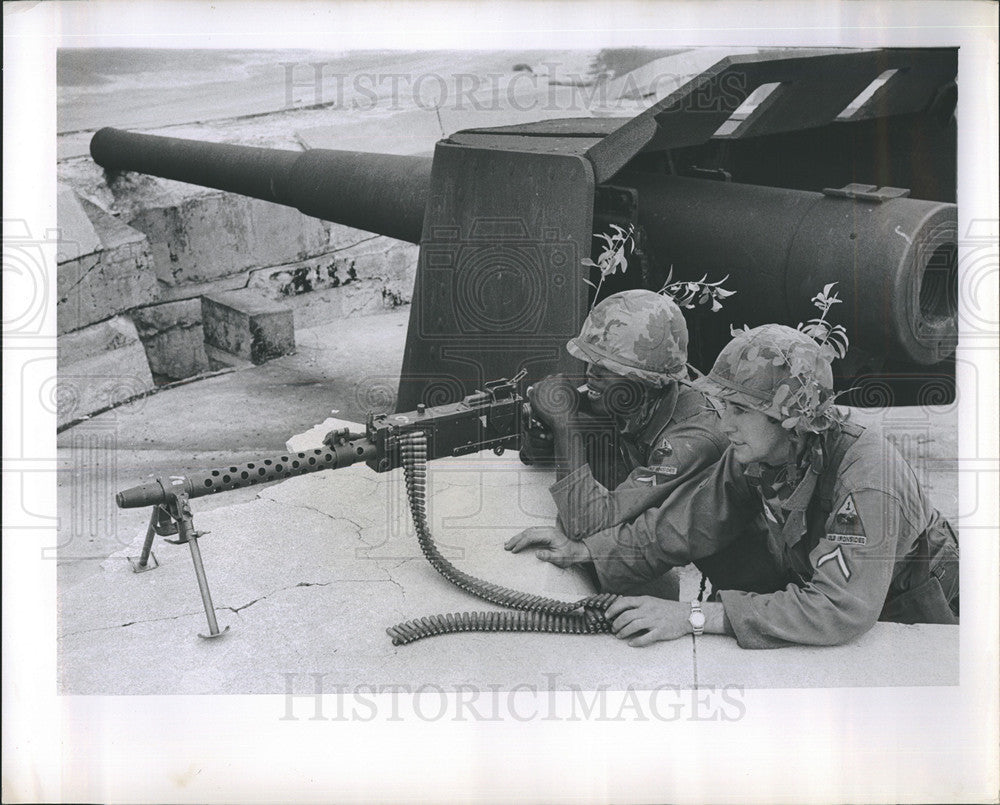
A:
[581,527,631,592]
[549,464,593,496]
[718,590,789,650]
[549,464,600,541]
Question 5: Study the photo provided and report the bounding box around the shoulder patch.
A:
[834,494,858,523]
[827,492,867,541]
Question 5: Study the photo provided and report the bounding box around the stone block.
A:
[57,316,155,427]
[57,195,159,334]
[201,290,295,364]
[283,282,402,331]
[56,184,102,261]
[127,194,333,288]
[203,343,254,371]
[131,299,211,381]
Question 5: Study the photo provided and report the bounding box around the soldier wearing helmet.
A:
[575,323,960,648]
[506,290,784,597]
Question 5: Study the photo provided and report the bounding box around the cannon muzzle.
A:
[91,127,432,244]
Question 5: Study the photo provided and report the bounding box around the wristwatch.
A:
[689,601,706,636]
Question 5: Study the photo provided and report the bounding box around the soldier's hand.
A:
[606,596,691,646]
[504,526,590,568]
[527,374,581,431]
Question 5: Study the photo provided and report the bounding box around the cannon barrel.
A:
[91,127,432,244]
[626,173,958,366]
[116,439,377,509]
[90,127,957,369]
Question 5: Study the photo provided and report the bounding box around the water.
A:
[57,48,620,134]
[55,46,700,136]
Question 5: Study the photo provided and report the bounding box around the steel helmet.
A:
[693,323,843,434]
[566,290,688,387]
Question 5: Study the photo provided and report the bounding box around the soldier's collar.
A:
[620,382,678,438]
[782,465,819,512]
[747,440,820,511]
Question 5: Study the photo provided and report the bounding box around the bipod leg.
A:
[186,534,229,639]
[128,508,160,573]
[172,490,229,640]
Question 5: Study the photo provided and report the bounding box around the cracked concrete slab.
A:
[58,452,700,694]
[58,439,958,695]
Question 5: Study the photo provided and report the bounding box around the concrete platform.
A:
[56,449,959,695]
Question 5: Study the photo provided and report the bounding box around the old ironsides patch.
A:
[827,493,868,545]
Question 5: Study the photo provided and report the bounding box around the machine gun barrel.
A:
[90,127,432,244]
[116,438,377,509]
[117,373,530,510]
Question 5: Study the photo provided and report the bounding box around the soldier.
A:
[515,323,960,647]
[506,289,784,597]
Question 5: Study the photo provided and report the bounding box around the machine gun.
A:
[117,372,618,644]
[117,372,535,637]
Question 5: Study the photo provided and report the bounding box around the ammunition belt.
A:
[386,430,619,645]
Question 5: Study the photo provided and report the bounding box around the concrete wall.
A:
[55,149,419,422]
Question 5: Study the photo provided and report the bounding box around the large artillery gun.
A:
[91,47,959,410]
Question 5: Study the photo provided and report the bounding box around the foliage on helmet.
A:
[696,285,852,436]
[703,325,843,435]
[581,224,736,315]
[659,268,736,313]
[566,290,688,387]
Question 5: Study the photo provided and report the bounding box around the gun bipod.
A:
[126,478,229,639]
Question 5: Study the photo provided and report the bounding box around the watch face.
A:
[690,611,706,628]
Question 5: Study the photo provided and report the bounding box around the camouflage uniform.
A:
[549,382,727,542]
[581,324,959,647]
[543,291,729,556]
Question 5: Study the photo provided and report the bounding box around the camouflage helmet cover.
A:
[566,290,689,387]
[693,323,844,434]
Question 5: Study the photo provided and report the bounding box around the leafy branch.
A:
[581,224,635,308]
[659,268,736,313]
[581,224,737,314]
[797,282,849,360]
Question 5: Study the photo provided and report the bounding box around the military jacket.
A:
[550,384,728,541]
[582,419,959,648]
